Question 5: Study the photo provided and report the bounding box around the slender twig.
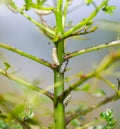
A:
[38,15,55,39]
[65,94,119,125]
[17,8,55,38]
[98,75,118,93]
[63,0,69,30]
[96,50,120,73]
[62,0,108,39]
[0,43,56,69]
[61,50,120,101]
[66,25,98,38]
[64,40,120,60]
[57,0,63,11]
[117,78,120,92]
[59,71,95,101]
[75,118,102,129]
[0,69,53,100]
[53,0,66,128]
[4,1,55,39]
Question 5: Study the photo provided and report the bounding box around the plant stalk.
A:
[54,0,65,128]
[54,69,65,129]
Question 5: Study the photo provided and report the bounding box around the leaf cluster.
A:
[100,109,116,129]
[24,0,46,10]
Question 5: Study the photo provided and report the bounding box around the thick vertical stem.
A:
[54,40,65,129]
[54,37,65,129]
[54,69,65,129]
[54,0,65,128]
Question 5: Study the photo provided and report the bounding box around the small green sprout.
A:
[3,61,11,72]
[100,109,116,129]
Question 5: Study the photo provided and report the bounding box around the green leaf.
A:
[81,84,91,92]
[100,109,116,129]
[92,88,106,97]
[37,0,46,5]
[70,119,81,127]
[24,0,32,10]
[12,104,26,117]
[4,61,11,71]
[11,101,33,120]
[102,5,116,15]
[0,120,8,128]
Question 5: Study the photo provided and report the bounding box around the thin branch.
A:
[17,8,55,38]
[62,0,108,39]
[57,0,63,11]
[55,0,63,33]
[59,71,95,101]
[65,94,119,125]
[0,69,53,100]
[3,1,55,39]
[63,0,69,30]
[38,14,55,39]
[98,75,118,93]
[95,50,120,73]
[64,50,120,125]
[60,50,120,101]
[0,43,55,69]
[64,40,120,60]
[65,25,98,39]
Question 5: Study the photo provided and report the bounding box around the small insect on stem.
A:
[60,60,68,73]
[34,9,53,15]
[68,0,73,6]
[34,9,53,30]
[52,47,60,66]
[63,93,72,107]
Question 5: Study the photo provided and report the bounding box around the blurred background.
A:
[0,0,120,128]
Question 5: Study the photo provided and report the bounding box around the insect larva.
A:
[68,0,73,6]
[63,93,72,107]
[7,5,18,13]
[60,60,68,73]
[34,9,52,15]
[52,47,60,66]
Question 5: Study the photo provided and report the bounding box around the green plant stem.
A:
[66,25,98,38]
[61,50,120,100]
[54,0,65,128]
[64,40,120,59]
[54,69,65,129]
[65,94,119,125]
[17,8,55,38]
[76,119,100,129]
[0,69,53,100]
[60,71,95,101]
[96,50,120,73]
[62,0,108,39]
[98,75,118,93]
[0,43,54,69]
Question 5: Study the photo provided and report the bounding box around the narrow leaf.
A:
[3,61,11,71]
